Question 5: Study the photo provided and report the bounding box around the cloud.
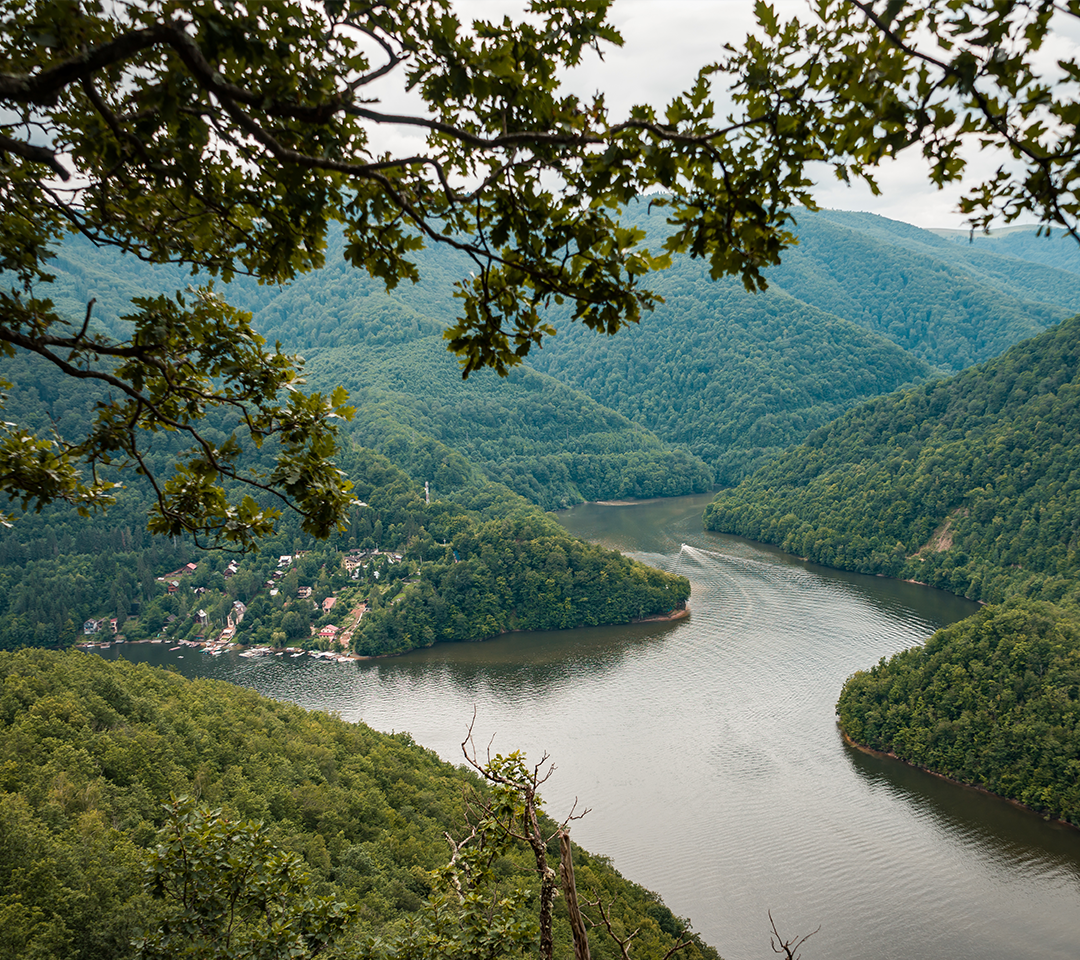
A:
[371,0,1068,230]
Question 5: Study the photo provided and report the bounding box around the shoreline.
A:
[82,604,691,662]
[838,726,1079,832]
[633,606,690,623]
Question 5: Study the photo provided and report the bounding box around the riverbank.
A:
[839,727,1079,832]
[633,606,690,623]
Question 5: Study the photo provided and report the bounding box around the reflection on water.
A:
[100,493,1080,960]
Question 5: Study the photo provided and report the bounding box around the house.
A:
[195,609,209,625]
[167,580,180,594]
[223,560,239,579]
[157,561,198,583]
[108,618,118,634]
[297,586,313,599]
[342,552,367,573]
[83,618,100,635]
[322,596,337,614]
[278,555,293,566]
[227,601,247,629]
[319,624,339,638]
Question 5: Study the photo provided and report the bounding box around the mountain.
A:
[764,209,1080,369]
[528,264,933,485]
[936,225,1080,277]
[307,337,713,510]
[527,205,1080,484]
[0,648,717,960]
[34,233,711,511]
[702,313,1080,606]
[40,207,1080,496]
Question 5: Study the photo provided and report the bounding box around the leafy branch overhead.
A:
[0,0,841,544]
[735,0,1080,238]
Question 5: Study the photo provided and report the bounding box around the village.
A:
[76,546,411,661]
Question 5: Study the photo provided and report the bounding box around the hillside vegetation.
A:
[0,649,716,960]
[36,234,710,511]
[529,269,931,485]
[38,208,1080,494]
[837,599,1080,825]
[0,351,688,655]
[528,206,1080,484]
[765,210,1080,369]
[308,337,712,510]
[703,314,1080,606]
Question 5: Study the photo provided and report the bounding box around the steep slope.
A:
[765,209,1080,368]
[29,233,708,510]
[0,648,718,960]
[308,337,712,510]
[528,269,932,485]
[703,314,1080,605]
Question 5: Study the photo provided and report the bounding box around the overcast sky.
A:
[440,0,1080,231]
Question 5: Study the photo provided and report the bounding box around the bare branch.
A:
[559,830,591,960]
[768,910,820,960]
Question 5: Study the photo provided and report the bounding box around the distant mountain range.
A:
[39,207,1080,495]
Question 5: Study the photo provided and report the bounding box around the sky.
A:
[433,0,1080,231]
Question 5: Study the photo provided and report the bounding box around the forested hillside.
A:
[764,210,1080,369]
[938,226,1080,277]
[307,337,712,509]
[837,599,1080,825]
[703,314,1080,606]
[38,207,1080,495]
[0,348,689,655]
[0,649,716,960]
[527,205,1080,483]
[38,234,710,510]
[528,269,931,485]
[0,435,689,656]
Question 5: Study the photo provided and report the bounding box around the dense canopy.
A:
[0,0,841,544]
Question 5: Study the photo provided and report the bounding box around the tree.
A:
[0,0,842,546]
[458,723,696,960]
[729,0,1080,239]
[138,796,355,960]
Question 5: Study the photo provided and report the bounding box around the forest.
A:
[836,599,1080,824]
[35,206,1080,494]
[0,648,716,960]
[702,313,1080,607]
[701,281,1080,815]
[10,202,1080,959]
[0,423,689,656]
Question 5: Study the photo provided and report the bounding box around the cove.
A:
[99,493,1080,960]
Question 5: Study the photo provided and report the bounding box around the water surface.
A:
[101,494,1080,960]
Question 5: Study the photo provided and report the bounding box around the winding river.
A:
[99,493,1080,960]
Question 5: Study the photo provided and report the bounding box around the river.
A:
[98,493,1080,960]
